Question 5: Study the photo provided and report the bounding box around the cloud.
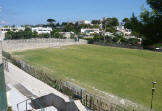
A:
[1,20,7,24]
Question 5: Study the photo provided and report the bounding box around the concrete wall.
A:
[32,93,87,111]
[2,38,88,52]
[0,31,5,41]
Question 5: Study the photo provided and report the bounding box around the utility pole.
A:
[150,81,157,111]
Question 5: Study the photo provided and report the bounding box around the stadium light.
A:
[150,81,157,111]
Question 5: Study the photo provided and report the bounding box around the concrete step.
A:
[35,106,58,111]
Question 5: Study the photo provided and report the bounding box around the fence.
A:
[3,51,139,111]
[2,38,87,52]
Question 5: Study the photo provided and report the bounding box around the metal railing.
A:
[17,97,45,111]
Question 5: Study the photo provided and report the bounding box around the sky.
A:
[0,0,149,25]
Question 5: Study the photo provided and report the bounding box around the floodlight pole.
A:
[150,81,157,111]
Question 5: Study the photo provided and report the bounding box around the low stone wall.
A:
[2,38,87,52]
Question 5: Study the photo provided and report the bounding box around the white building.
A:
[0,26,25,33]
[0,26,25,40]
[32,27,52,34]
[59,32,74,39]
[0,31,5,40]
[78,20,91,25]
[103,32,113,37]
[116,26,132,36]
[124,36,142,41]
[81,28,100,35]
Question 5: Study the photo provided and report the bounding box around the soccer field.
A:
[13,44,162,110]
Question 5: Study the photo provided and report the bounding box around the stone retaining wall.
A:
[2,38,87,52]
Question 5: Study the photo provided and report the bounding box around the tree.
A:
[128,38,140,45]
[106,27,116,33]
[122,14,142,38]
[93,34,103,41]
[5,31,14,40]
[47,19,56,24]
[104,17,119,27]
[130,13,140,31]
[24,27,33,39]
[5,27,34,40]
[92,20,101,24]
[112,35,122,43]
[56,22,60,27]
[147,0,162,14]
[137,0,162,47]
[39,33,50,38]
[102,18,119,34]
[111,17,119,26]
[51,30,62,38]
[47,19,56,28]
[32,31,38,38]
[122,18,129,24]
[122,18,132,29]
[63,23,76,32]
[62,22,68,26]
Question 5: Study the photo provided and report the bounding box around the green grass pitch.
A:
[13,44,162,110]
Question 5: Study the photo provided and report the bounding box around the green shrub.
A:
[128,38,140,45]
[93,34,104,42]
[120,38,128,44]
[84,38,94,44]
[154,43,162,48]
[112,36,121,43]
